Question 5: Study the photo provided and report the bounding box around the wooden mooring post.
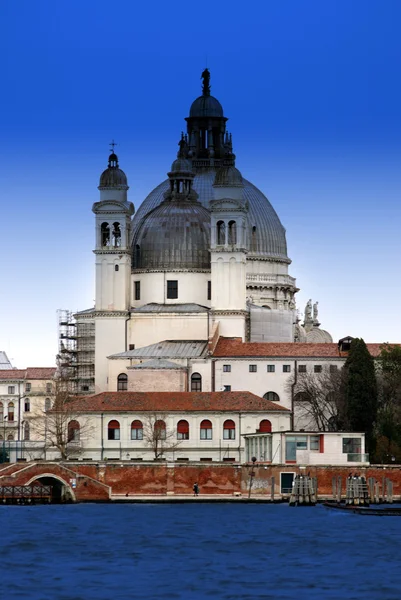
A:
[289,474,316,506]
[345,475,369,506]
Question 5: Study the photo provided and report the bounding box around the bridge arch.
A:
[25,473,77,503]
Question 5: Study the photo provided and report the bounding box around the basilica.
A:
[61,70,333,402]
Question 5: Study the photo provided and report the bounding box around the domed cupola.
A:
[132,139,210,271]
[214,165,243,187]
[99,151,128,190]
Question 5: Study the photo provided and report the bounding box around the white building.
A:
[46,391,367,466]
[68,69,334,396]
[0,368,56,461]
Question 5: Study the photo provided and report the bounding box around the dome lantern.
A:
[98,142,128,190]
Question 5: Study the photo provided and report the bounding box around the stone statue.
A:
[201,68,211,96]
[313,301,319,323]
[304,299,312,322]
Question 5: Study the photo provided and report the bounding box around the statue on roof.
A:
[201,68,211,96]
[313,301,319,323]
[304,299,312,322]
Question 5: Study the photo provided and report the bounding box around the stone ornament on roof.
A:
[201,68,211,96]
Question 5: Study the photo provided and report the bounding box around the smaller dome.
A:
[171,157,193,173]
[214,166,243,187]
[189,95,224,118]
[99,153,128,188]
[306,327,333,344]
[99,167,128,188]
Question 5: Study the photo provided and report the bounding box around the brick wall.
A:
[1,461,400,500]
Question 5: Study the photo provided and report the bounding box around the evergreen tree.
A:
[343,338,377,452]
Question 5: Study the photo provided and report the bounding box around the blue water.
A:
[1,503,401,600]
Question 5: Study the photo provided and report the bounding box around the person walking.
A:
[193,482,199,497]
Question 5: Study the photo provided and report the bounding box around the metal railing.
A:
[347,453,369,462]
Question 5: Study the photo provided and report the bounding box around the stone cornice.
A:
[91,310,130,318]
[131,268,211,274]
[247,255,292,265]
[212,309,248,317]
[211,247,248,253]
[94,249,131,256]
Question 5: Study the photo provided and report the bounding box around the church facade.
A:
[68,70,332,397]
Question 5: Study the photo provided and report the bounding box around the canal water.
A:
[1,503,401,599]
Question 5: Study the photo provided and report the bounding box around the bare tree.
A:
[30,374,93,460]
[142,413,181,460]
[288,368,346,431]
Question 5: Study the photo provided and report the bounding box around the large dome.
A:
[133,199,211,271]
[131,170,289,262]
[189,95,224,118]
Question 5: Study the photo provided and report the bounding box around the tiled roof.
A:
[0,368,56,381]
[0,369,26,380]
[70,392,290,413]
[213,338,387,358]
[25,368,56,380]
[109,340,208,360]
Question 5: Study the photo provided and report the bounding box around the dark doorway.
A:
[34,476,74,503]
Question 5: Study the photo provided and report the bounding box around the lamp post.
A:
[2,415,8,463]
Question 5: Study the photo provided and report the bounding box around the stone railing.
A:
[246,274,296,286]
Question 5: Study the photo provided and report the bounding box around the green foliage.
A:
[373,344,401,462]
[343,338,377,452]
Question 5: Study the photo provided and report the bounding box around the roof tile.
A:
[70,392,290,413]
[212,338,388,358]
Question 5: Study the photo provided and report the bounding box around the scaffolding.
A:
[57,310,95,395]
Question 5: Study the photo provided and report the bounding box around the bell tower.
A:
[92,146,135,391]
[210,164,248,340]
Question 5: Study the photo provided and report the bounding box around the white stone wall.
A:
[65,410,291,462]
[131,272,211,308]
[128,313,209,349]
[95,317,128,392]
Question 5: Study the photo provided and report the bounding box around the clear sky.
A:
[1,0,401,368]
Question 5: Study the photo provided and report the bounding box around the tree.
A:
[290,368,346,431]
[30,373,93,460]
[142,413,181,460]
[374,344,401,462]
[343,338,377,452]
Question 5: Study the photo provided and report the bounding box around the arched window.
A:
[117,373,128,391]
[177,420,189,440]
[8,402,14,422]
[101,222,110,246]
[259,419,272,433]
[24,422,30,441]
[112,222,121,247]
[7,434,14,441]
[228,220,237,245]
[131,420,143,440]
[68,420,80,442]
[24,399,30,412]
[154,420,166,440]
[0,402,3,421]
[294,392,310,402]
[115,264,119,272]
[45,398,51,412]
[191,373,202,392]
[200,419,212,440]
[223,419,235,440]
[217,220,226,245]
[108,420,120,440]
[263,392,280,402]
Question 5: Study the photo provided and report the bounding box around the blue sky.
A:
[1,0,401,367]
